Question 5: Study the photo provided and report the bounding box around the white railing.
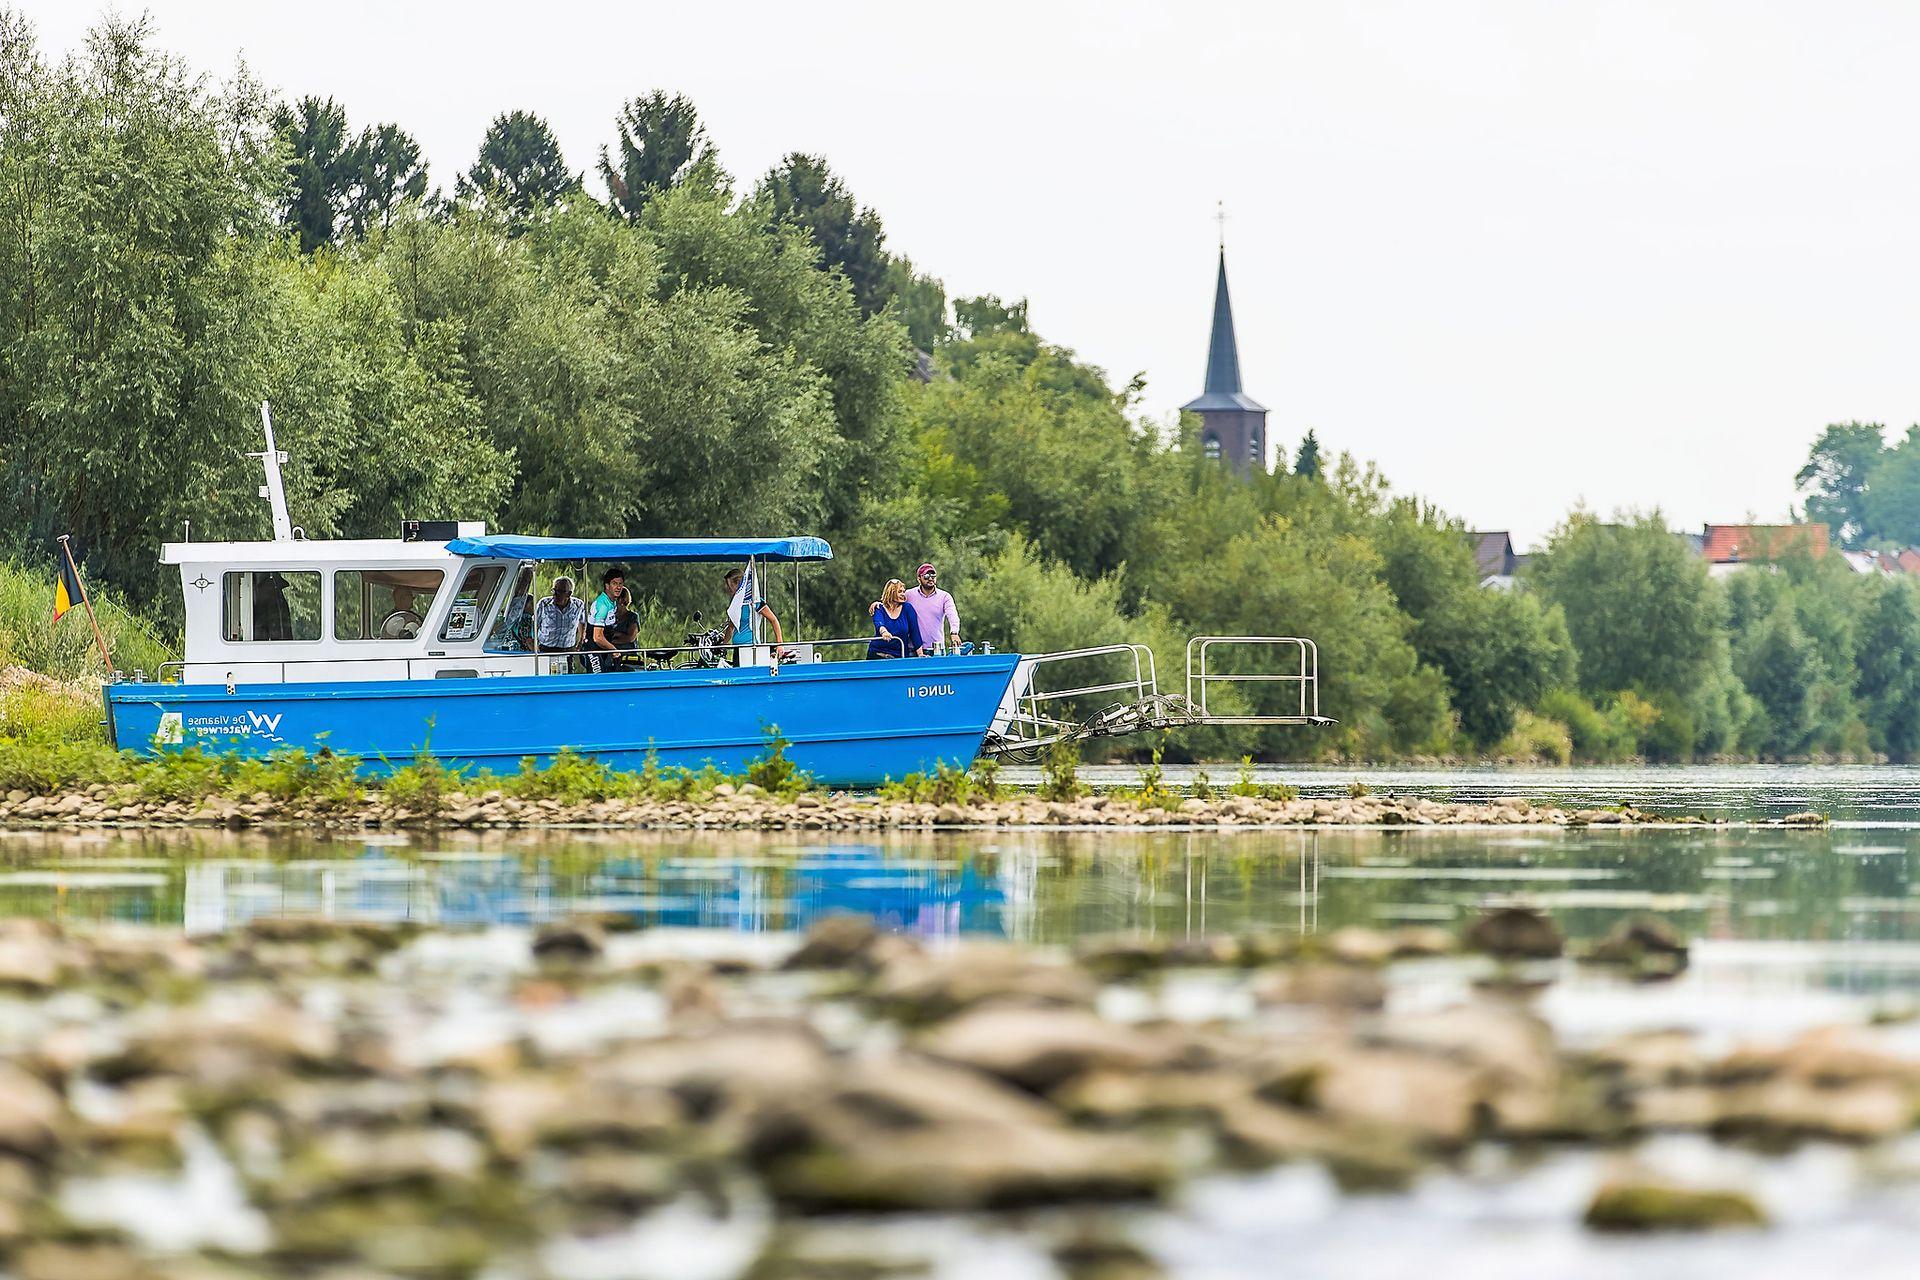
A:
[1186,636,1322,723]
[987,643,1164,752]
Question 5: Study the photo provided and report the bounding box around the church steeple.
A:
[1181,246,1268,471]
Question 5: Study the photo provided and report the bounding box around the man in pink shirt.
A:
[905,562,961,654]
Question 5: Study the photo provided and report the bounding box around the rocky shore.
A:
[0,784,1830,831]
[0,904,1902,1277]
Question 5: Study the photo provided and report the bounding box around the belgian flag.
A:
[53,549,82,627]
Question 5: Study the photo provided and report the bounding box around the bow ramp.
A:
[982,636,1335,759]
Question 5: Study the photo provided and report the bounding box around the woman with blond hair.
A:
[867,578,924,659]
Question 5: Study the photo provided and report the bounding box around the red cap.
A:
[917,563,936,576]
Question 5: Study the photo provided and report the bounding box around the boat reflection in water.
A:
[162,843,1011,939]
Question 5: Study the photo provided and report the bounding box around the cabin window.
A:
[222,571,321,643]
[440,565,507,642]
[1202,434,1222,462]
[333,569,446,642]
[485,565,537,652]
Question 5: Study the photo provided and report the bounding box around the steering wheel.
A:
[378,610,423,640]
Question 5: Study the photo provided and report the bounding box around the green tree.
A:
[458,110,580,226]
[1735,604,1824,756]
[1795,421,1884,548]
[1856,580,1920,759]
[886,256,948,352]
[756,153,890,315]
[598,91,714,222]
[1530,513,1748,756]
[1295,429,1322,479]
[274,95,353,252]
[1860,426,1920,546]
[343,122,428,237]
[1369,501,1572,746]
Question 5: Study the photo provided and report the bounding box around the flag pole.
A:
[57,536,115,675]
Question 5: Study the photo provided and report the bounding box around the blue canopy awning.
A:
[444,534,833,564]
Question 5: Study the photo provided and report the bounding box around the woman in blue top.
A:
[868,578,923,659]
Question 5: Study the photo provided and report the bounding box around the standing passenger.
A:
[723,566,785,650]
[533,575,586,671]
[868,579,924,659]
[905,562,961,654]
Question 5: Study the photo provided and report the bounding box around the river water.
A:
[12,766,1920,1277]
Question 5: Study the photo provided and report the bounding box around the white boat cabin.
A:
[167,523,554,685]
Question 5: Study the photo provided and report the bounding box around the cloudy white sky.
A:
[23,1,1920,547]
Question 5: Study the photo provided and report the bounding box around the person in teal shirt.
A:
[586,566,627,673]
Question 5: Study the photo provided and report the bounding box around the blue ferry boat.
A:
[103,411,1330,784]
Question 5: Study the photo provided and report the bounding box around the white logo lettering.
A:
[908,684,955,698]
[246,711,283,734]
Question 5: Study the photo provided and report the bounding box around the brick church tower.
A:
[1181,249,1268,472]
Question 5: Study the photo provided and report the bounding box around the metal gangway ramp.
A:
[980,636,1334,759]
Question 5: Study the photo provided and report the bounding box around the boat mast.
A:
[249,401,295,542]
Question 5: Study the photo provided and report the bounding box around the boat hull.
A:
[104,654,1022,787]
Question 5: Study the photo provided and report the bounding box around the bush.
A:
[1496,709,1572,765]
[970,757,1003,801]
[384,754,456,814]
[1538,688,1629,762]
[137,746,230,801]
[1119,745,1178,810]
[1227,755,1297,801]
[1038,738,1084,802]
[231,748,363,804]
[745,727,814,799]
[503,747,626,803]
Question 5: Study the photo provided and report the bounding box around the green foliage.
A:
[1370,499,1572,746]
[1796,421,1884,548]
[1537,688,1633,762]
[887,257,949,351]
[275,95,354,253]
[1496,709,1573,765]
[1528,512,1753,759]
[342,122,429,237]
[458,111,580,227]
[383,753,456,813]
[599,91,716,221]
[1226,756,1296,800]
[231,748,363,804]
[504,747,624,802]
[1531,513,1723,701]
[0,681,123,792]
[1038,739,1084,802]
[1120,745,1177,810]
[970,756,1002,801]
[1294,429,1322,480]
[275,96,427,248]
[0,560,174,680]
[1190,767,1213,799]
[1856,580,1920,759]
[757,153,891,315]
[884,759,1001,804]
[744,726,814,798]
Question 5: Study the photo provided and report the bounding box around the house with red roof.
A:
[1697,523,1829,577]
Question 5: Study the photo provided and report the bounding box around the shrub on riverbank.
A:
[0,560,175,682]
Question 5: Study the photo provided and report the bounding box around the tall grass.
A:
[0,558,176,681]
